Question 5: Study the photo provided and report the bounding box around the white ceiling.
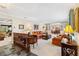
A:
[0,3,77,24]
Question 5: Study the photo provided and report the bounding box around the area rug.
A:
[0,45,38,56]
[8,46,38,56]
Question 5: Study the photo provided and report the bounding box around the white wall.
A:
[12,17,33,33]
[0,12,33,34]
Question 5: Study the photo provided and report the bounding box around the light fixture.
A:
[64,24,74,33]
[64,23,74,43]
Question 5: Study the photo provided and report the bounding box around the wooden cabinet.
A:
[13,33,30,53]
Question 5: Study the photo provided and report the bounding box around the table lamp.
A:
[64,24,74,43]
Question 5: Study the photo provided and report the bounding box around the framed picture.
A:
[19,24,24,29]
[34,24,39,30]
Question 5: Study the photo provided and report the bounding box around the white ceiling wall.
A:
[0,3,77,24]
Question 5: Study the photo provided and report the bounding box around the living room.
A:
[0,3,79,56]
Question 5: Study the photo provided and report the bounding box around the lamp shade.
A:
[64,24,74,33]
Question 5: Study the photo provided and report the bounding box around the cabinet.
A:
[13,33,30,53]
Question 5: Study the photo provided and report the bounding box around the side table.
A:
[61,42,78,56]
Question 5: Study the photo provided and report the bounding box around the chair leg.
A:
[33,44,34,48]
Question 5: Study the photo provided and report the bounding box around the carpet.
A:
[0,45,37,56]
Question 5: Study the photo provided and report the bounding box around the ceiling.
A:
[0,3,77,24]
